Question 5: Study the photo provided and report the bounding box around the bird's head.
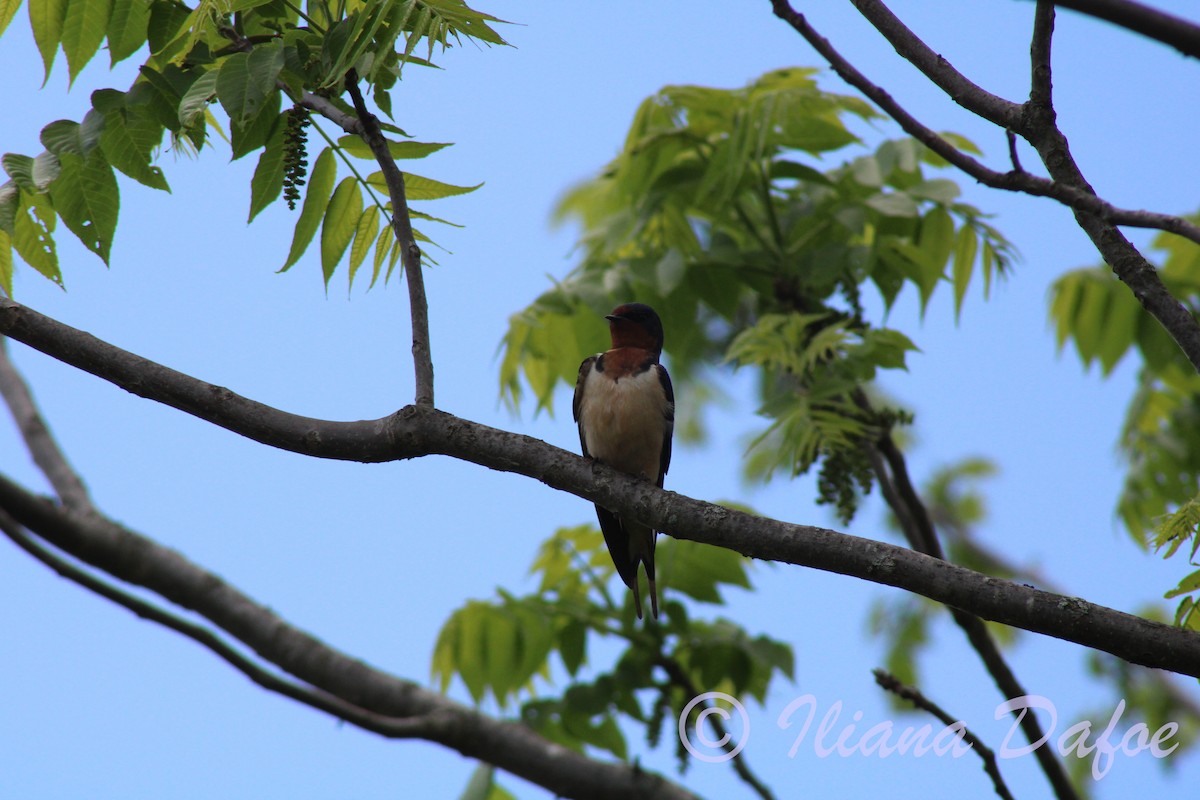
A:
[605,303,664,353]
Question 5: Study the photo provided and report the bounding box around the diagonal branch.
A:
[873,670,1015,800]
[2,297,1200,677]
[0,475,695,800]
[769,0,1200,376]
[344,71,434,408]
[0,338,93,513]
[849,0,1022,128]
[1037,0,1200,59]
[0,510,443,740]
[658,656,776,800]
[868,423,1079,800]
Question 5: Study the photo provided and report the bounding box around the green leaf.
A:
[336,135,451,161]
[367,170,482,200]
[908,178,961,204]
[370,223,393,286]
[916,204,954,276]
[657,539,750,604]
[41,120,85,156]
[0,182,16,235]
[320,177,363,285]
[106,0,149,65]
[0,230,13,296]
[100,109,170,191]
[0,0,21,40]
[457,763,514,800]
[145,0,191,63]
[32,151,61,189]
[29,0,68,81]
[456,602,489,703]
[951,224,977,320]
[418,0,509,47]
[6,152,62,192]
[865,191,919,218]
[61,0,112,84]
[11,191,60,284]
[3,155,34,192]
[248,119,286,222]
[217,42,285,126]
[230,93,281,160]
[281,146,335,271]
[177,69,218,128]
[49,149,119,263]
[558,619,587,676]
[319,0,396,89]
[1165,568,1200,600]
[347,204,380,288]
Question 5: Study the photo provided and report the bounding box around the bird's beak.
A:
[605,314,620,322]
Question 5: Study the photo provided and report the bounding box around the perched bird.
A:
[573,303,675,619]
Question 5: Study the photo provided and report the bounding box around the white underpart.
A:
[578,364,668,480]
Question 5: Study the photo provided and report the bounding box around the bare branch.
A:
[1039,0,1200,59]
[0,338,92,513]
[295,90,363,134]
[0,509,442,740]
[766,1,1200,248]
[873,670,1015,800]
[344,71,434,408]
[658,656,776,800]
[848,0,1022,127]
[0,477,695,800]
[1029,1,1056,111]
[769,0,1200,377]
[2,298,1199,677]
[866,411,1078,800]
[1005,130,1025,173]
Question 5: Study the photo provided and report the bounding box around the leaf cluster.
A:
[499,68,1014,522]
[430,523,793,769]
[1,0,503,294]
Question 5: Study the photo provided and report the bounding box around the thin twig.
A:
[873,670,1015,800]
[1005,130,1024,174]
[658,657,777,800]
[343,71,434,407]
[0,338,92,513]
[0,509,439,740]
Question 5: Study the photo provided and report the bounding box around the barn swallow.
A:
[573,303,675,620]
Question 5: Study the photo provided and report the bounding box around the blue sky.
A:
[2,2,1199,798]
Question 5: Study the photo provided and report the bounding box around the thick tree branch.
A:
[344,71,434,408]
[0,478,695,800]
[873,670,1014,800]
[2,298,1199,677]
[1037,0,1200,59]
